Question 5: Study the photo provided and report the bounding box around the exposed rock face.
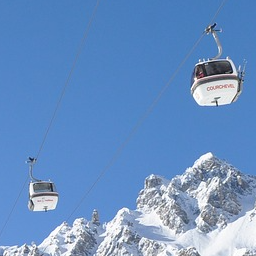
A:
[137,152,256,234]
[178,247,201,256]
[39,218,99,256]
[1,153,256,256]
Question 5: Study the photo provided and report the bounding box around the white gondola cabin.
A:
[191,57,243,106]
[28,181,58,212]
[191,23,245,106]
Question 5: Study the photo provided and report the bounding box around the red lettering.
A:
[207,84,235,91]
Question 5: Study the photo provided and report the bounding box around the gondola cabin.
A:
[191,57,243,106]
[28,181,58,211]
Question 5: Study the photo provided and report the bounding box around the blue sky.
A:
[0,0,255,246]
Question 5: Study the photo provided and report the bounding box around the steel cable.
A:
[66,0,229,220]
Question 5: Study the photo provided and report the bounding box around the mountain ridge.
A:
[1,152,256,256]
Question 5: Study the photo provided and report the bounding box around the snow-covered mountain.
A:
[2,152,256,256]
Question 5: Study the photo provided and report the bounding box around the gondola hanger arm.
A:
[205,23,223,60]
[26,157,41,182]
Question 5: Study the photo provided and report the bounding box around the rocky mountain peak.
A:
[137,152,256,233]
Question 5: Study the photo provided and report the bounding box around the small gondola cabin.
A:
[28,181,58,211]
